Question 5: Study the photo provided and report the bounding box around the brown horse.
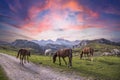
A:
[53,48,72,67]
[80,47,94,61]
[16,49,31,65]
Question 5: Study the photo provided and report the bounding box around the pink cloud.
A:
[62,0,83,12]
[28,6,44,19]
[85,9,99,18]
[20,16,52,35]
[67,22,106,30]
[28,0,99,20]
[20,0,101,36]
[61,0,99,18]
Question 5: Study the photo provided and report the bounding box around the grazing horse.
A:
[80,47,94,61]
[45,49,54,56]
[16,49,31,65]
[53,48,72,67]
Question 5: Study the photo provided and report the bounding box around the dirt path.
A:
[0,53,86,80]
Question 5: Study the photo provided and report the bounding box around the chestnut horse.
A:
[53,48,72,67]
[16,49,31,65]
[80,47,94,61]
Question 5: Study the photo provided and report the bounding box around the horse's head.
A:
[53,52,57,63]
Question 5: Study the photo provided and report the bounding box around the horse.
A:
[44,49,54,56]
[44,49,56,60]
[16,49,31,65]
[53,48,72,67]
[80,47,94,61]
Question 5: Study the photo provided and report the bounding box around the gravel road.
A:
[0,53,86,80]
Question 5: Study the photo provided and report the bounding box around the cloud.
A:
[0,0,119,41]
[0,30,33,42]
[20,15,52,35]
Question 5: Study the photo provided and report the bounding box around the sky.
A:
[0,0,120,42]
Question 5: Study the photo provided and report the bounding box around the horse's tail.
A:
[53,52,57,63]
[69,49,72,58]
[90,48,94,56]
[17,49,21,58]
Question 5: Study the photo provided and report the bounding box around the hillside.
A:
[0,40,44,54]
[74,38,120,48]
[73,42,120,57]
[0,38,120,55]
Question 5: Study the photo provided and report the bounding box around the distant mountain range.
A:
[32,38,80,47]
[32,38,81,51]
[0,38,120,54]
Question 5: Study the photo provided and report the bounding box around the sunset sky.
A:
[0,0,120,42]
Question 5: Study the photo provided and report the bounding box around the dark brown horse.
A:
[80,47,94,61]
[16,49,31,65]
[53,48,72,67]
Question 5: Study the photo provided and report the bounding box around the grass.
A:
[0,66,8,80]
[30,55,120,80]
[0,45,120,80]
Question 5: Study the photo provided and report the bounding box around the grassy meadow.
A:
[0,44,120,80]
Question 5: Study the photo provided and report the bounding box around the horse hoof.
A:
[39,62,42,64]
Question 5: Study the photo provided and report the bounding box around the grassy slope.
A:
[86,42,120,52]
[0,44,120,80]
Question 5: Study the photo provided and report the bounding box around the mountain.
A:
[32,38,81,51]
[32,38,80,46]
[0,41,10,45]
[11,39,43,54]
[1,38,119,54]
[32,39,54,46]
[90,38,120,46]
[75,38,120,48]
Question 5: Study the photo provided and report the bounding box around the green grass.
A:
[30,55,120,80]
[0,46,120,80]
[0,66,8,80]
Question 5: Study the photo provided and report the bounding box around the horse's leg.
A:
[83,53,85,60]
[80,51,83,59]
[68,57,72,67]
[27,56,29,63]
[59,56,61,66]
[90,53,93,61]
[62,57,67,65]
[85,53,88,60]
[21,56,24,65]
[24,56,26,63]
[70,57,72,67]
[88,53,91,60]
[20,54,22,64]
[86,54,87,59]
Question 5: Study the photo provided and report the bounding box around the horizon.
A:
[1,38,119,43]
[0,0,120,42]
